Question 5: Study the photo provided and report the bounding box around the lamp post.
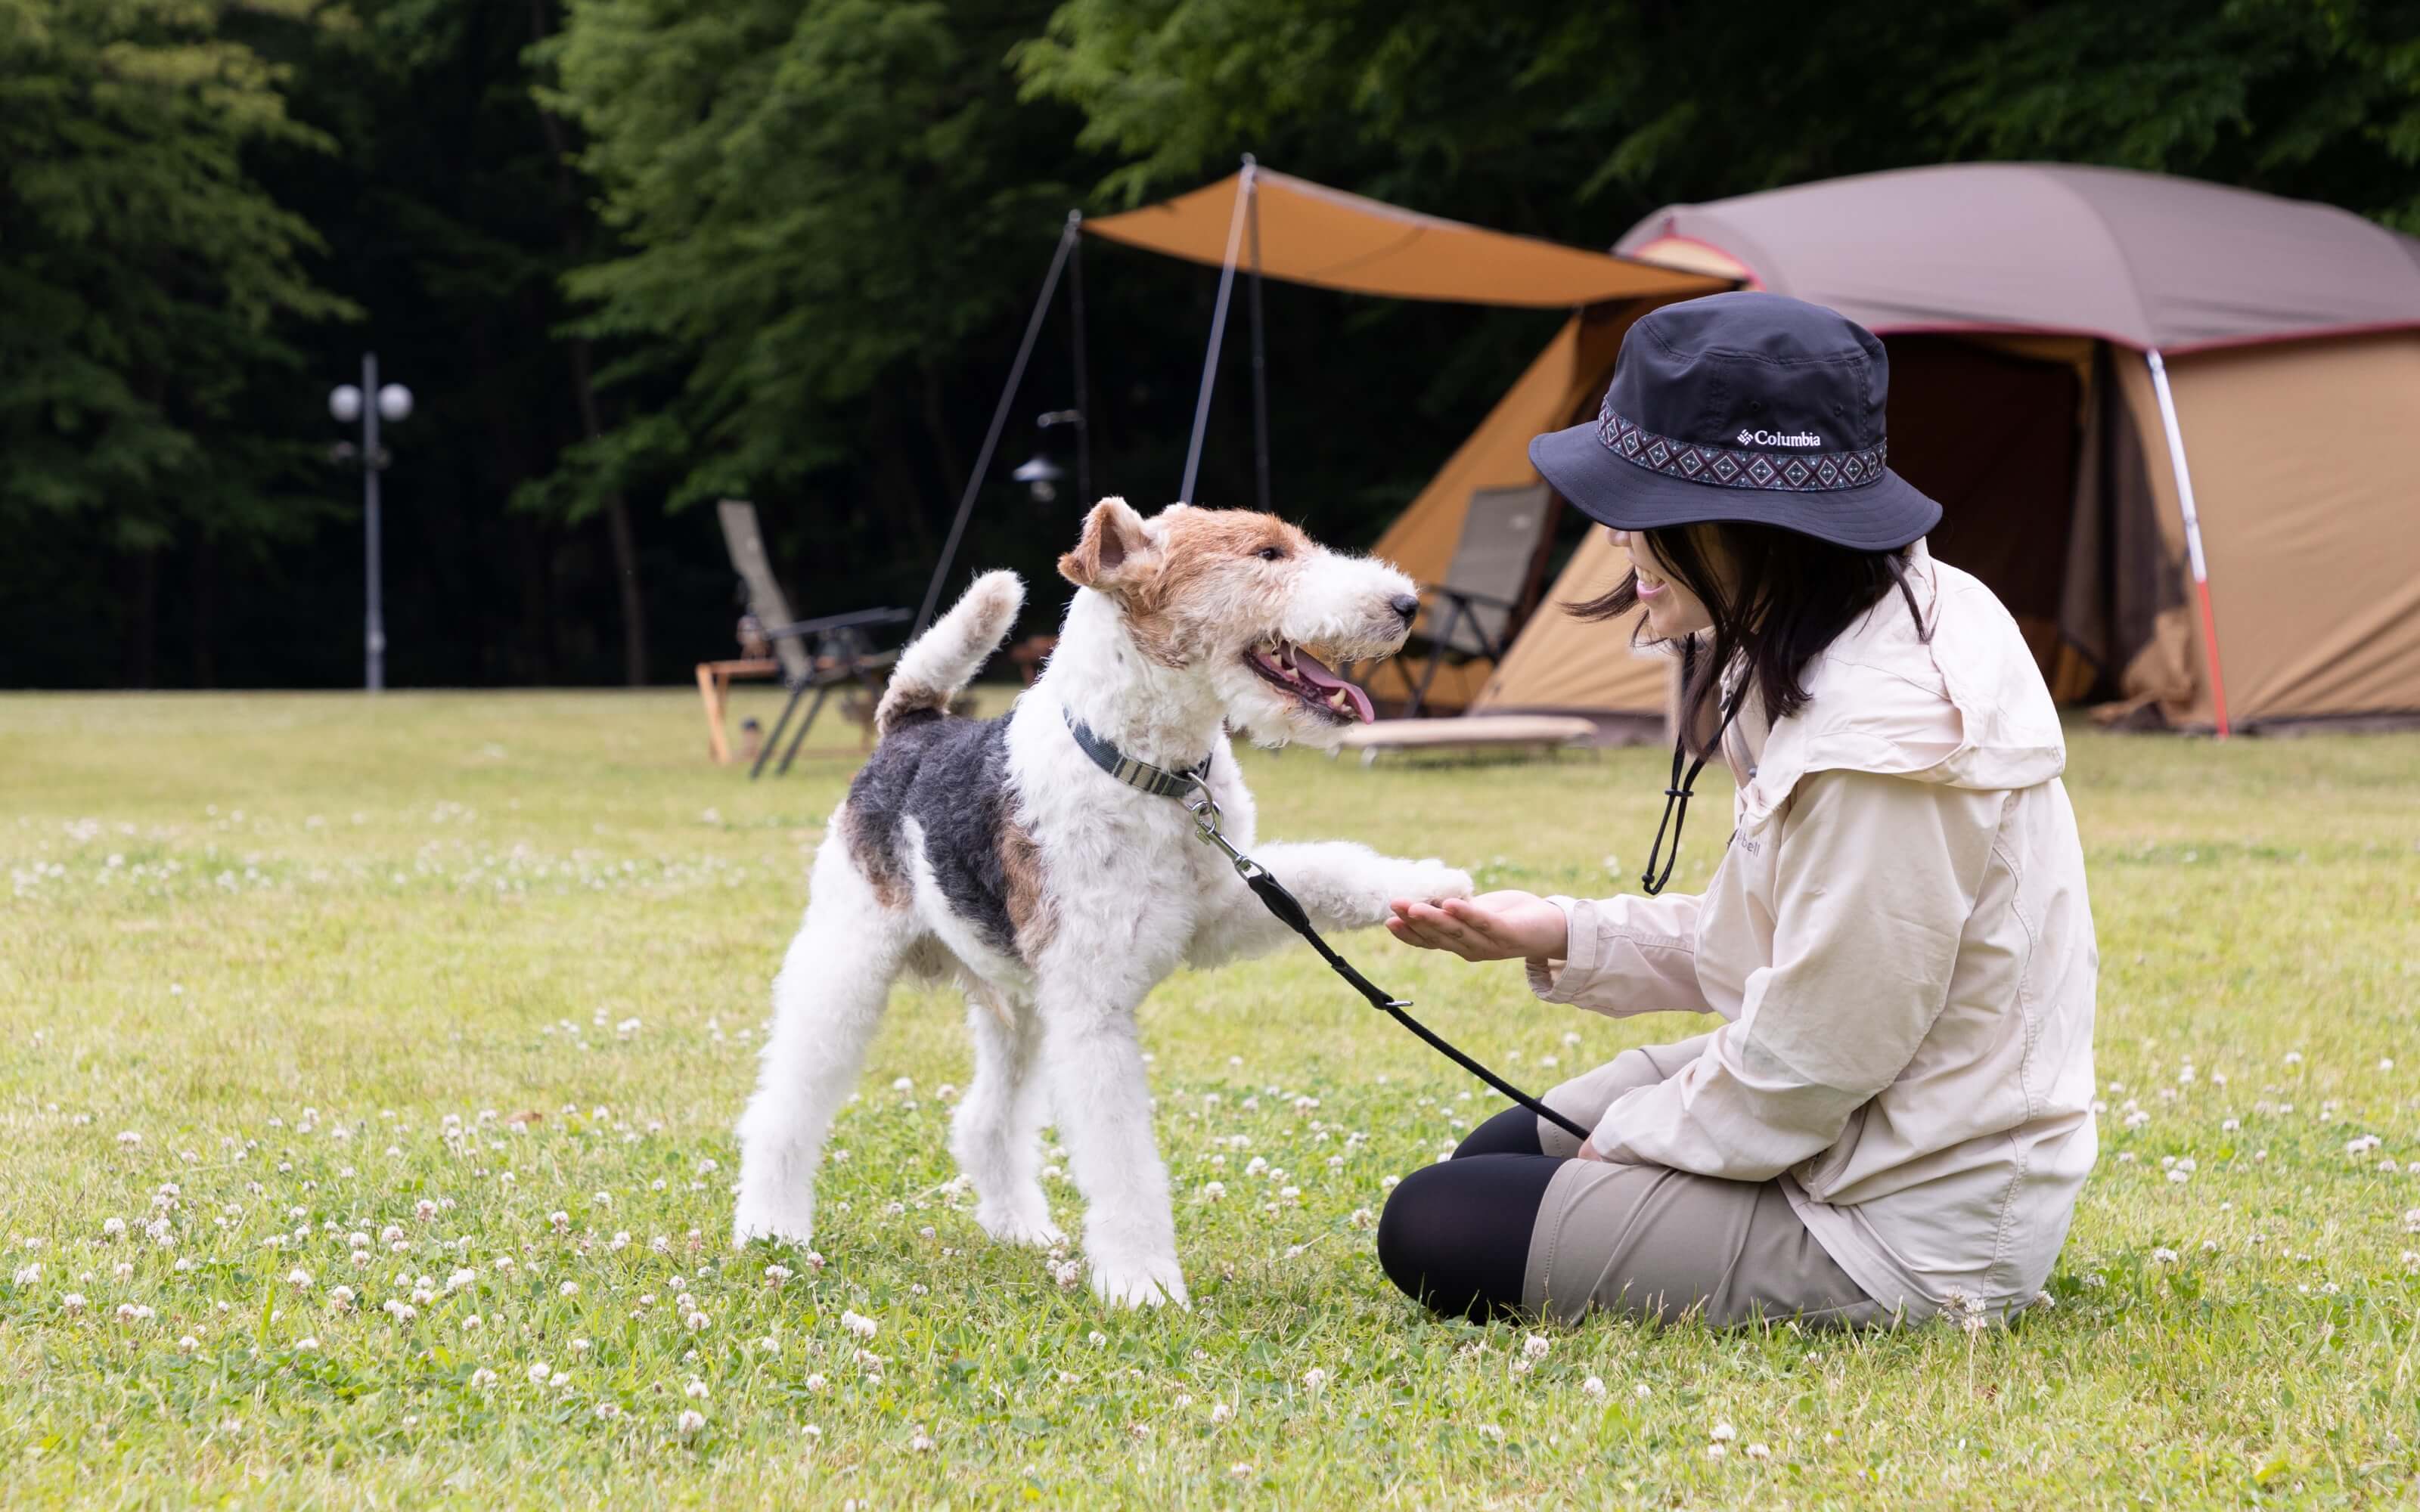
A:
[328,354,413,692]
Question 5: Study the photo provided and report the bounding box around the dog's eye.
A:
[1255,546,1287,562]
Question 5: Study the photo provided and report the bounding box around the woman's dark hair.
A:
[1571,522,1930,755]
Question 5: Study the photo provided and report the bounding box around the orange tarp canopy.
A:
[1086,169,1723,308]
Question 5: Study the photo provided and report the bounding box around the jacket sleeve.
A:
[1525,890,1711,1018]
[1586,770,2003,1179]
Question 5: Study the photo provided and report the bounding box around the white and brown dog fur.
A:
[733,498,1472,1306]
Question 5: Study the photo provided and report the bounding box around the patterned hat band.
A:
[1596,401,1888,493]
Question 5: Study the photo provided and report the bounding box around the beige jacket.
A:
[1528,544,2098,1321]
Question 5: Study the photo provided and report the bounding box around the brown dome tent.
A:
[1397,163,2420,735]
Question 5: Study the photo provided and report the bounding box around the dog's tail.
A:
[876,571,1024,737]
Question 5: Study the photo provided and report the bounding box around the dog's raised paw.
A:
[1090,1256,1190,1310]
[1406,861,1475,902]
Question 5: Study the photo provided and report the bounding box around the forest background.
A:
[7,0,2418,689]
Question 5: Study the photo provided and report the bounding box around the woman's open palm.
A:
[1385,890,1568,962]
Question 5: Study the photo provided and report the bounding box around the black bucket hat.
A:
[1529,291,1941,551]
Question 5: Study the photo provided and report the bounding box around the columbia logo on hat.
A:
[1739,429,1823,448]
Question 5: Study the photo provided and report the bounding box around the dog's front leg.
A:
[1035,989,1187,1309]
[1186,841,1470,967]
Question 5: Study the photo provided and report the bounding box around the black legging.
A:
[1375,1106,1565,1321]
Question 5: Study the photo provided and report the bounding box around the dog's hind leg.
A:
[950,984,1062,1248]
[733,837,912,1250]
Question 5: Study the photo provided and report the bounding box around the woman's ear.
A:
[1058,497,1156,591]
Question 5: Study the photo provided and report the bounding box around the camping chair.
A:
[749,607,910,779]
[1385,483,1553,717]
[706,500,909,779]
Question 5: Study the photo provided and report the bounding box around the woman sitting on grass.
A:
[1379,293,2098,1329]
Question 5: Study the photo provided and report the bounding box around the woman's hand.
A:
[1385,890,1568,962]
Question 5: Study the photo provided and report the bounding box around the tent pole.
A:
[1180,158,1256,505]
[1069,210,1091,507]
[914,215,1078,640]
[1245,155,1272,514]
[2144,349,2232,738]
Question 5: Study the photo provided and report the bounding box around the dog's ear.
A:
[1058,497,1156,592]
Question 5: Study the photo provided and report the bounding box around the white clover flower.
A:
[330,1285,356,1312]
[2285,1051,2303,1064]
[102,1217,126,1240]
[570,1338,591,1355]
[1711,1421,1738,1442]
[470,1368,498,1389]
[1202,1182,1226,1201]
[2152,1246,2180,1263]
[1302,1367,1328,1390]
[117,1130,142,1146]
[287,1267,314,1290]
[2403,1208,2420,1234]
[2167,1169,2191,1185]
[1706,1443,1729,1460]
[684,1311,708,1331]
[1211,1401,1233,1424]
[1634,1383,1652,1399]
[62,1293,86,1314]
[678,1408,706,1437]
[1052,1260,1081,1290]
[594,1402,622,1421]
[1746,1442,1772,1461]
[1087,1331,1107,1348]
[560,1281,579,1298]
[415,1199,439,1221]
[1582,1375,1608,1401]
[908,1424,934,1452]
[1522,1334,1551,1360]
[13,1263,39,1286]
[842,1310,878,1339]
[528,1362,552,1384]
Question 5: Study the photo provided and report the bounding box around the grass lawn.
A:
[2,688,2417,1507]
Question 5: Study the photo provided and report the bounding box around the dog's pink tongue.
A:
[1291,649,1376,723]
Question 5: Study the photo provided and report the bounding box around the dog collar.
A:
[1063,708,1212,800]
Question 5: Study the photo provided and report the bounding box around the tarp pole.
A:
[1245,155,1272,514]
[1180,158,1255,504]
[915,216,1079,640]
[1069,210,1091,508]
[2145,349,2232,738]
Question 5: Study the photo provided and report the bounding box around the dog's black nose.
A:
[1389,593,1421,624]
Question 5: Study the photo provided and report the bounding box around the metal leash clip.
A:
[1181,774,1263,879]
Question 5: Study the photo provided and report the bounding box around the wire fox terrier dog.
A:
[734,497,1472,1307]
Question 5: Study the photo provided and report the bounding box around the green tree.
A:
[541,1,1087,553]
[0,0,352,683]
[1016,0,2420,234]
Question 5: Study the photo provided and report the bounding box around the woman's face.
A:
[1613,528,1719,639]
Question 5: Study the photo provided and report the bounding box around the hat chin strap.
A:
[1640,637,1743,897]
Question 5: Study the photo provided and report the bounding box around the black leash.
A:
[1234,863,1592,1143]
[1063,710,1590,1142]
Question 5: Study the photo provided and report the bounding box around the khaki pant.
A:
[1524,1034,1892,1328]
